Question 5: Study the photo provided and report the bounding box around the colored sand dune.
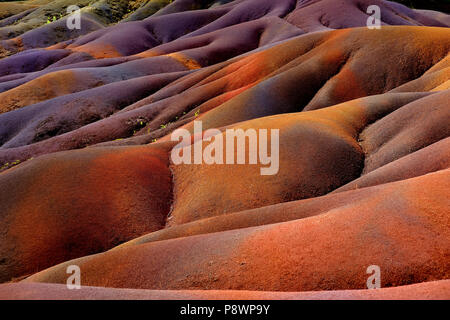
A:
[0,0,449,299]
